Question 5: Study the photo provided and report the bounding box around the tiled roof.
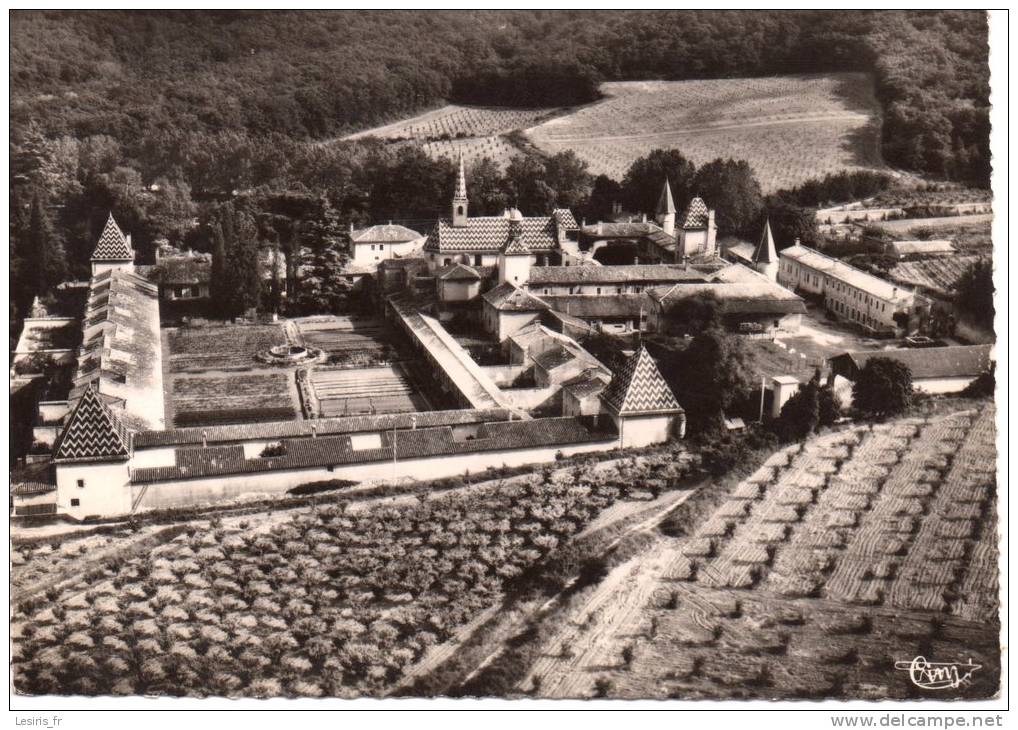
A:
[527,264,707,285]
[92,214,133,261]
[53,385,131,463]
[649,281,806,316]
[502,222,531,255]
[601,346,683,416]
[133,408,512,448]
[426,215,562,253]
[657,179,676,216]
[780,245,915,303]
[681,197,710,229]
[483,282,550,312]
[437,263,483,281]
[534,344,576,372]
[140,255,212,285]
[132,416,612,484]
[830,345,994,380]
[351,224,423,243]
[11,481,57,496]
[753,219,778,264]
[539,294,653,319]
[552,209,579,229]
[68,269,164,431]
[564,372,609,400]
[580,221,657,239]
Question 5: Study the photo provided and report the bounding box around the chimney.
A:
[642,213,647,223]
[201,430,208,448]
[311,423,317,438]
[349,222,354,234]
[597,222,603,235]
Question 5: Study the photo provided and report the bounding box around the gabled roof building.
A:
[599,345,685,447]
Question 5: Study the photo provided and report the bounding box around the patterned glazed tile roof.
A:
[425,215,562,253]
[92,213,134,261]
[753,219,778,264]
[351,224,423,243]
[601,346,683,416]
[681,197,710,229]
[552,208,579,229]
[454,154,468,200]
[502,222,531,255]
[482,282,550,312]
[53,385,131,463]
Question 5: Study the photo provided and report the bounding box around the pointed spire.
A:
[753,219,778,264]
[601,345,682,416]
[454,152,467,201]
[656,178,676,216]
[92,212,133,261]
[53,384,131,462]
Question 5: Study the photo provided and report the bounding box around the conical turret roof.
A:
[601,345,683,416]
[753,219,778,264]
[92,213,133,261]
[657,179,676,216]
[53,384,131,462]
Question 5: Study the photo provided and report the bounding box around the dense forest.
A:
[8,10,991,337]
[10,10,990,183]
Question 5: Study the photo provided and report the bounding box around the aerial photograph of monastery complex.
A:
[8,9,1001,709]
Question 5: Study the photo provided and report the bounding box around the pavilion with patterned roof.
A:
[676,195,718,260]
[600,345,686,447]
[91,213,135,276]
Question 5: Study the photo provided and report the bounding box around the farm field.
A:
[167,325,287,373]
[871,214,993,234]
[526,73,885,193]
[171,374,297,428]
[341,104,560,169]
[310,365,426,417]
[294,316,398,367]
[163,324,300,428]
[518,405,999,699]
[10,459,685,698]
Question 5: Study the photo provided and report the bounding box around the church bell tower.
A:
[452,153,468,227]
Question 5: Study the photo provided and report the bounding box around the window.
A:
[327,465,335,473]
[71,498,80,507]
[596,287,601,295]
[474,254,482,266]
[76,479,85,488]
[457,205,464,216]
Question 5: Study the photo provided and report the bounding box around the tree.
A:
[691,158,764,236]
[954,258,994,330]
[465,157,509,216]
[543,150,593,212]
[207,202,262,318]
[621,149,696,218]
[28,193,67,292]
[852,357,913,417]
[665,291,723,336]
[295,239,352,315]
[763,200,820,250]
[585,175,622,223]
[504,154,556,214]
[774,370,823,441]
[668,328,756,436]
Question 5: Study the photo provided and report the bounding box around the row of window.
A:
[540,285,644,296]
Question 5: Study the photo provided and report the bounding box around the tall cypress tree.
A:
[29,192,66,291]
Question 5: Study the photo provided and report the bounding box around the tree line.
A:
[11,10,991,186]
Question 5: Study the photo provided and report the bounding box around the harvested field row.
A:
[822,412,975,607]
[885,407,995,615]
